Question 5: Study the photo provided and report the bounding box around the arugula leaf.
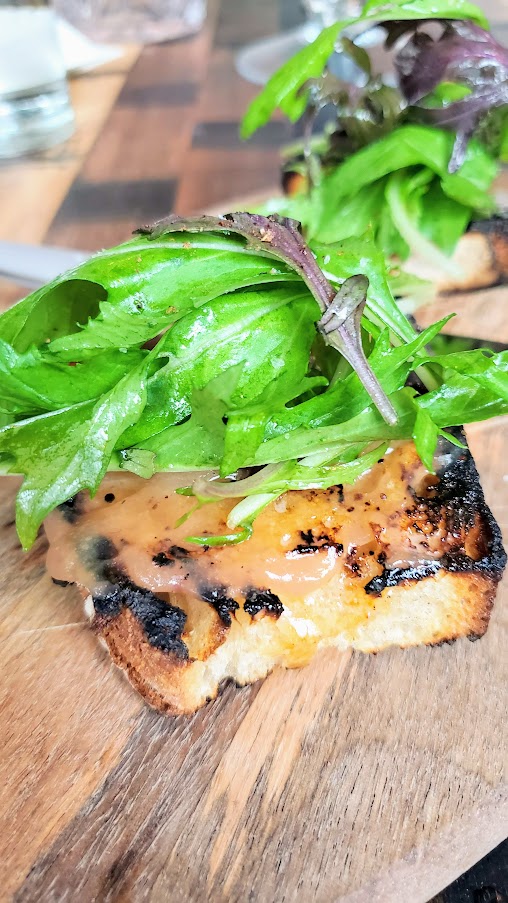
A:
[0,340,145,414]
[0,357,149,548]
[313,182,388,244]
[125,368,243,473]
[241,23,345,137]
[12,235,298,358]
[136,318,447,476]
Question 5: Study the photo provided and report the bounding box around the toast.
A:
[45,436,506,714]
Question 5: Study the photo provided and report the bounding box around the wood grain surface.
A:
[0,1,507,901]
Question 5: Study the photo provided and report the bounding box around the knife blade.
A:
[0,241,89,289]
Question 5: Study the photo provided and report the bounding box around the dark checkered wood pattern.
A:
[43,0,303,251]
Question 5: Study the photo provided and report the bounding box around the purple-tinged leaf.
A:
[137,213,397,424]
[391,20,508,170]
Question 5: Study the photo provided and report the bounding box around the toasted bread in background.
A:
[409,218,508,293]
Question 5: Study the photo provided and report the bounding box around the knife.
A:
[0,241,89,289]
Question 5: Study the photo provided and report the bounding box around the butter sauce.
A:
[45,444,450,612]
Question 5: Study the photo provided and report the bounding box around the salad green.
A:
[241,0,508,268]
[241,0,489,138]
[1,212,508,550]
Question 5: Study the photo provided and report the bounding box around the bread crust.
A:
[82,569,498,715]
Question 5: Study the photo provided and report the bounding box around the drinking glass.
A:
[302,0,361,29]
[0,0,75,158]
[55,0,207,45]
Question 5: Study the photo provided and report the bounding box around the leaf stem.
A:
[138,213,398,424]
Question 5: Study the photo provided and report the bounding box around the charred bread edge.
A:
[57,438,505,714]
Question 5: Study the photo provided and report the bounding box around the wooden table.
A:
[0,2,507,902]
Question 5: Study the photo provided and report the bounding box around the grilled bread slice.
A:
[45,437,506,715]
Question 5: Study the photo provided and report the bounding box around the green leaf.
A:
[385,170,465,276]
[187,491,279,546]
[0,358,149,548]
[0,279,106,353]
[419,372,508,425]
[189,445,388,547]
[316,126,495,228]
[248,442,389,494]
[413,406,439,472]
[12,235,298,358]
[305,181,388,244]
[254,318,450,461]
[422,349,508,401]
[0,339,145,414]
[221,374,326,476]
[440,141,497,212]
[340,36,372,77]
[118,448,156,479]
[241,22,345,137]
[421,81,473,108]
[361,0,487,26]
[3,206,508,551]
[119,285,318,447]
[255,387,417,466]
[135,214,399,426]
[241,2,487,139]
[186,525,255,547]
[129,367,244,473]
[313,232,416,341]
[416,180,472,255]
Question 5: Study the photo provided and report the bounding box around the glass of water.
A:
[0,0,75,159]
[54,0,207,45]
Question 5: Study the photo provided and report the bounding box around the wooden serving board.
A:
[0,430,506,901]
[1,188,507,899]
